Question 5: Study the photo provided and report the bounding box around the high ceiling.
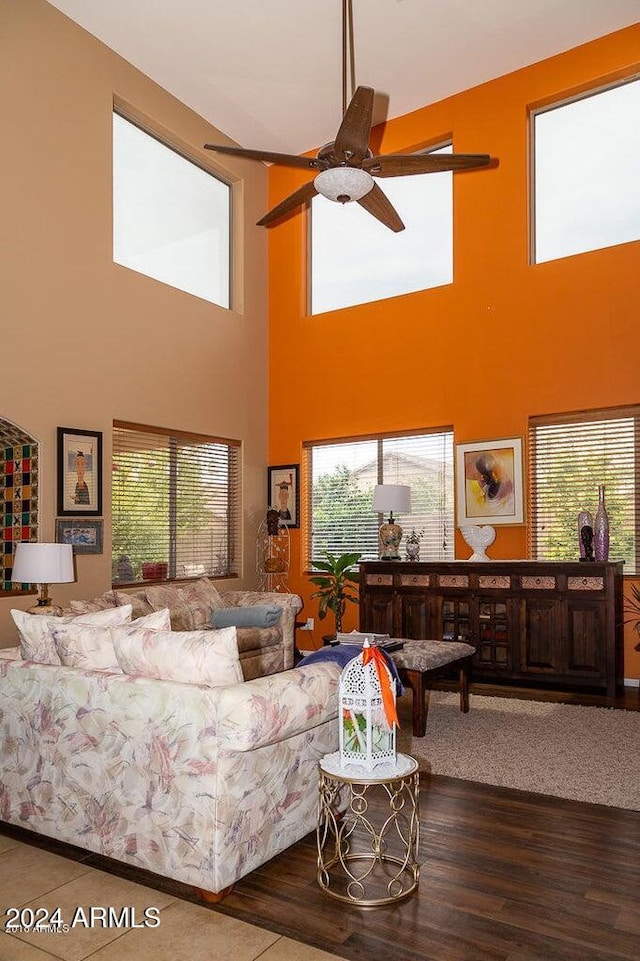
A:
[47,1,639,155]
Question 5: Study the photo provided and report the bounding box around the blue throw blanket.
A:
[211,605,282,629]
[297,645,404,696]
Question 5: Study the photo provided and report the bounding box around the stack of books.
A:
[332,631,404,653]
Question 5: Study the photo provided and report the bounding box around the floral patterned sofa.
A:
[0,648,340,896]
[62,578,303,680]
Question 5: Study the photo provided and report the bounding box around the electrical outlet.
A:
[301,617,314,631]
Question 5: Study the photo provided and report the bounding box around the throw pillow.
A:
[69,591,118,614]
[112,624,242,687]
[52,608,172,672]
[145,577,225,631]
[144,584,194,630]
[112,590,154,619]
[211,605,282,629]
[11,605,134,666]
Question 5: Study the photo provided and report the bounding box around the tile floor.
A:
[0,834,346,961]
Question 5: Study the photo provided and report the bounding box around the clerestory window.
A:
[309,146,453,314]
[532,76,640,264]
[113,111,231,307]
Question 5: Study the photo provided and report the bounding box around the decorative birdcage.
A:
[339,640,397,771]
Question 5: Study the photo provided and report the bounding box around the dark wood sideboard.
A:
[359,560,624,696]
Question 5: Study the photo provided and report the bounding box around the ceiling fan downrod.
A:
[342,0,356,117]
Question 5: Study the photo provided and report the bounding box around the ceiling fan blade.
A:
[363,152,493,177]
[204,143,321,170]
[333,85,375,163]
[357,183,405,232]
[257,180,319,227]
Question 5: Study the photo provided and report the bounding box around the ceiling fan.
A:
[204,2,495,232]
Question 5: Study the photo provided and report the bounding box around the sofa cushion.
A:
[145,577,225,631]
[113,590,154,618]
[69,590,119,614]
[52,608,173,672]
[211,605,282,629]
[234,626,281,655]
[112,624,242,687]
[11,605,135,665]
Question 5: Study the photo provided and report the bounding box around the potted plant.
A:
[309,551,362,641]
[624,583,640,652]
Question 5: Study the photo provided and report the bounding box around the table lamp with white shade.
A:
[372,484,412,560]
[12,543,75,616]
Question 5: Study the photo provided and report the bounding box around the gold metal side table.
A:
[317,752,420,906]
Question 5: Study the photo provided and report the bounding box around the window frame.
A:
[113,104,233,309]
[307,141,454,315]
[529,73,640,266]
[111,420,242,586]
[302,426,455,569]
[528,405,640,574]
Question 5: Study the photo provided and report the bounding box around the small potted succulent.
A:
[309,551,362,641]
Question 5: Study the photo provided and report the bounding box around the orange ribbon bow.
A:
[362,645,399,729]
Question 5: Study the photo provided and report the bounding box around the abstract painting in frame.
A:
[455,437,524,526]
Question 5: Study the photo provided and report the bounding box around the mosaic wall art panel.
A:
[1,421,38,593]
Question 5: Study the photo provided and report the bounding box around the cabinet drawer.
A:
[521,575,557,590]
[438,574,469,588]
[364,573,393,587]
[568,575,604,592]
[398,573,431,587]
[479,575,510,590]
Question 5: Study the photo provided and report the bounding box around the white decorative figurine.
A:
[460,525,496,562]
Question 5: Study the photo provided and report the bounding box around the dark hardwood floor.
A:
[2,684,639,961]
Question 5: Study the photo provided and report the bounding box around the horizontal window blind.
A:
[112,422,241,584]
[303,428,454,566]
[528,407,640,573]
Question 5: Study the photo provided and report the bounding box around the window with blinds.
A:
[303,428,454,566]
[528,407,640,573]
[112,422,241,584]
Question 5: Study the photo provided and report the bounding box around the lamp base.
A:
[25,599,63,617]
[379,521,403,560]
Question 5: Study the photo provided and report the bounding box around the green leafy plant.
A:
[624,583,640,651]
[309,551,362,636]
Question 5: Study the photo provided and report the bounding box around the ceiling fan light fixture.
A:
[314,166,374,204]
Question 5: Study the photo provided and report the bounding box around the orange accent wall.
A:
[267,25,640,677]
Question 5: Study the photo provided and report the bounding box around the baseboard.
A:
[624,677,640,688]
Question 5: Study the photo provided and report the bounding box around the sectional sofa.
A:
[0,579,340,897]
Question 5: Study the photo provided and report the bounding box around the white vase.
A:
[460,525,496,562]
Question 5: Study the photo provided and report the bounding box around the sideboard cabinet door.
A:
[519,598,563,676]
[563,597,606,682]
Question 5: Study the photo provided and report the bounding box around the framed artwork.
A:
[57,427,103,516]
[267,464,300,529]
[55,518,103,555]
[455,437,524,526]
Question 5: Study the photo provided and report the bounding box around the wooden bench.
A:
[389,639,475,737]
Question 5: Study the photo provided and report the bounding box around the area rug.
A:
[396,692,640,810]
